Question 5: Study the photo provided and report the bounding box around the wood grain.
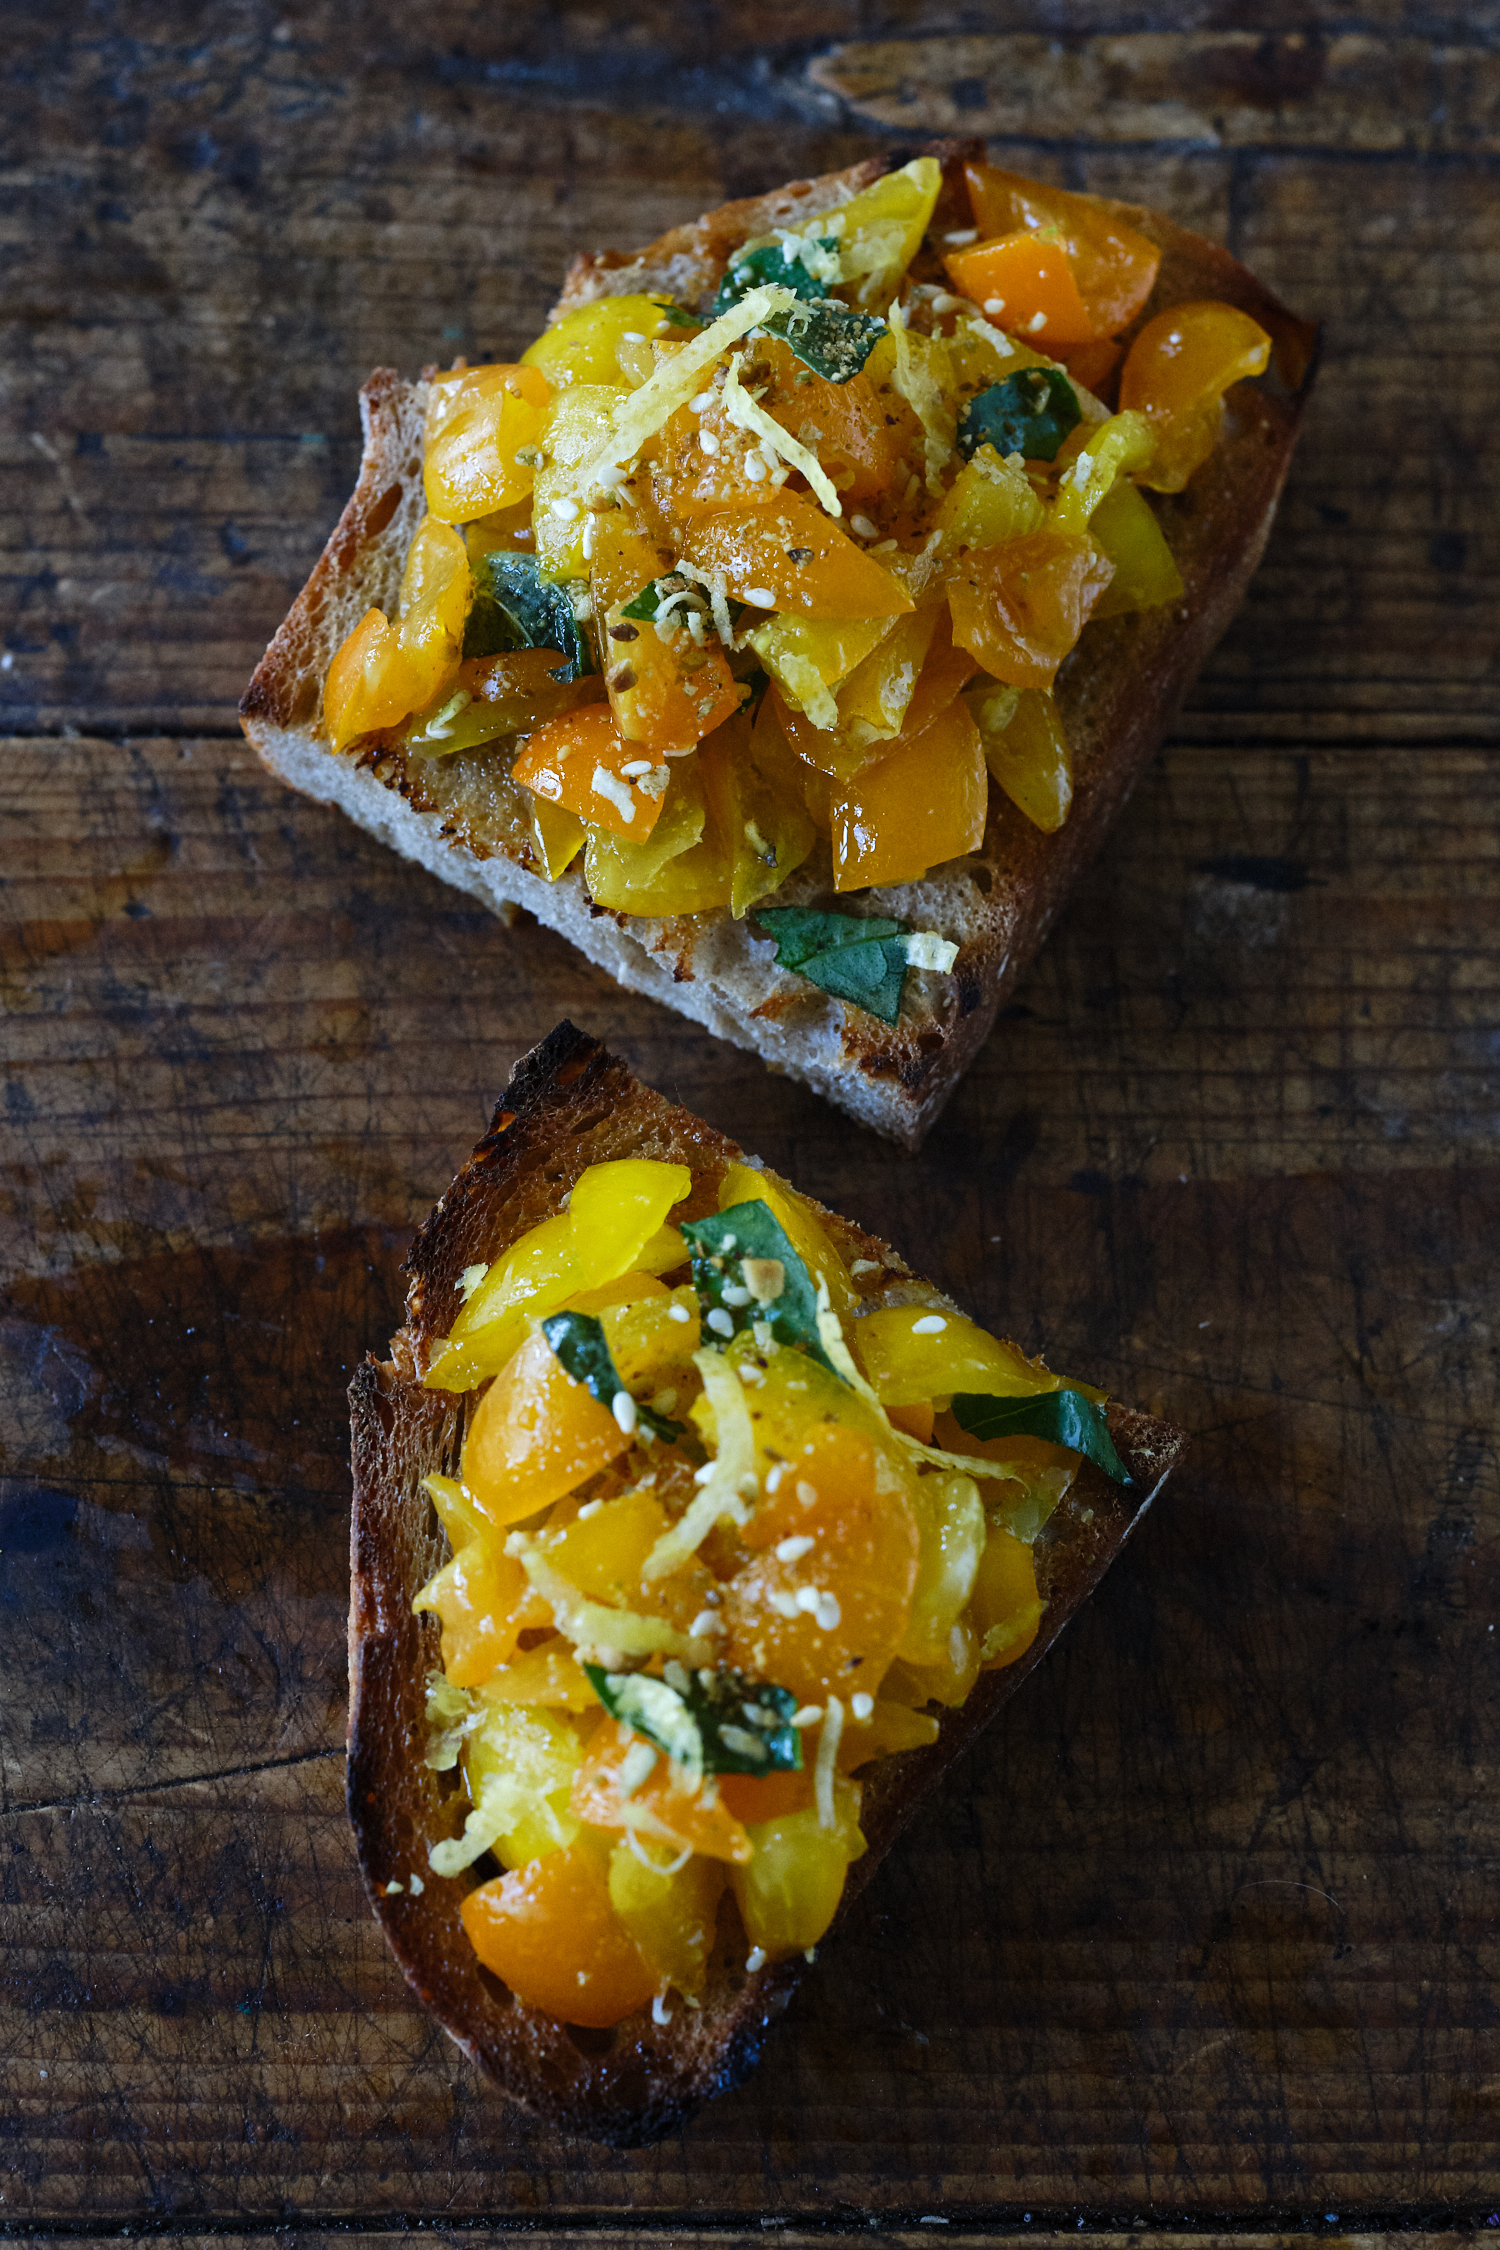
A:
[4,0,1500,2225]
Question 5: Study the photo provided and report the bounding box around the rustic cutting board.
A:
[3,2,1499,2232]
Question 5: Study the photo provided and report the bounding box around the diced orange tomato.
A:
[717,1765,816,1826]
[458,647,604,737]
[947,530,1114,690]
[828,696,987,893]
[571,1718,755,1864]
[943,231,1095,349]
[1119,300,1273,492]
[679,499,915,622]
[886,1401,936,1444]
[412,1538,550,1686]
[461,1842,656,2027]
[721,1422,920,1706]
[323,609,425,753]
[647,396,780,517]
[424,362,551,523]
[591,516,742,753]
[323,518,471,752]
[512,707,669,841]
[963,163,1161,339]
[461,1324,630,1527]
[751,338,919,505]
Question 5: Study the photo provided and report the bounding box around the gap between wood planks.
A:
[0,1742,343,1822]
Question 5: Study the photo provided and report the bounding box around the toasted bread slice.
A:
[244,140,1316,1148]
[347,1023,1186,2143]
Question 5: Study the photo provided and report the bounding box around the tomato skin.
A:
[942,230,1095,348]
[460,1843,656,2028]
[828,695,987,892]
[679,499,915,622]
[512,708,668,842]
[947,530,1114,691]
[1119,300,1272,492]
[962,162,1161,338]
[462,1325,629,1527]
[412,1537,550,1686]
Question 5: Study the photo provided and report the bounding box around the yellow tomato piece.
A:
[855,1303,1056,1407]
[428,1157,692,1388]
[462,1701,586,1864]
[834,605,942,749]
[935,445,1045,552]
[1120,299,1272,492]
[608,1845,726,1998]
[322,517,471,752]
[730,1783,867,1960]
[513,706,668,842]
[532,382,630,574]
[522,293,685,391]
[464,498,537,559]
[323,607,426,753]
[424,362,551,523]
[407,649,603,759]
[698,703,817,918]
[1088,478,1185,617]
[477,1637,600,1711]
[582,752,735,917]
[413,1537,550,1687]
[963,162,1162,338]
[807,155,942,307]
[886,1617,983,1709]
[1049,411,1155,538]
[828,695,986,892]
[529,793,587,880]
[947,529,1114,690]
[898,1471,985,1667]
[969,1524,1044,1669]
[969,684,1073,834]
[461,1326,630,1528]
[462,1843,655,2027]
[748,613,892,730]
[944,230,1096,348]
[681,498,915,622]
[716,1162,857,1318]
[837,1697,941,1770]
[591,515,742,752]
[599,1283,701,1398]
[533,1488,712,1636]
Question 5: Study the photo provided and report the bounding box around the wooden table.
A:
[3,5,1497,2234]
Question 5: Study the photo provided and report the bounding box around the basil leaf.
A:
[654,301,700,329]
[713,240,838,316]
[680,1199,836,1372]
[617,575,744,634]
[762,298,886,385]
[958,368,1081,464]
[540,1309,683,1443]
[462,553,596,680]
[755,904,912,1027]
[586,1662,803,1778]
[948,1387,1131,1486]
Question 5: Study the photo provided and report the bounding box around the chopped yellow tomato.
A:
[806,155,943,307]
[522,293,686,391]
[323,517,470,752]
[582,754,736,917]
[535,1487,715,1638]
[749,614,892,731]
[477,1638,600,1711]
[963,162,1162,338]
[698,705,816,917]
[970,685,1073,834]
[730,1783,867,1959]
[935,444,1044,552]
[590,515,742,752]
[531,382,629,574]
[943,229,1096,348]
[424,363,551,523]
[462,1325,630,1527]
[529,794,587,880]
[947,529,1114,690]
[680,498,915,621]
[1089,478,1186,616]
[716,1162,857,1317]
[1120,300,1272,492]
[407,648,603,758]
[462,1841,657,2026]
[462,1702,586,1864]
[413,1537,550,1686]
[608,1843,725,1996]
[969,1525,1044,1669]
[828,696,986,891]
[513,706,669,841]
[855,1303,1057,1406]
[899,1471,985,1666]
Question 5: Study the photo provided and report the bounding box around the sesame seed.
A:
[620,759,654,777]
[690,390,716,413]
[699,429,720,456]
[549,496,579,521]
[795,1479,817,1506]
[745,1947,768,1973]
[984,297,1006,316]
[791,1704,823,1727]
[850,514,879,539]
[932,292,963,315]
[622,330,645,342]
[743,587,776,607]
[606,663,637,692]
[706,1307,735,1338]
[1027,311,1048,333]
[851,1692,874,1721]
[775,1534,816,1563]
[944,228,978,245]
[667,1302,692,1324]
[608,621,639,642]
[911,1314,947,1334]
[744,452,767,482]
[611,1388,637,1435]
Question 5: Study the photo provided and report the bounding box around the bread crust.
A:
[242,144,1317,1146]
[347,1023,1187,2143]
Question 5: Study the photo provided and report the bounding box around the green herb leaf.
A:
[617,574,744,634]
[462,553,597,679]
[712,240,838,317]
[958,368,1081,464]
[762,299,886,385]
[948,1387,1132,1485]
[540,1310,683,1443]
[680,1199,836,1372]
[653,300,700,329]
[755,904,913,1026]
[585,1661,803,1778]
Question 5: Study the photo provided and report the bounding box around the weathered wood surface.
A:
[3,1,1500,2231]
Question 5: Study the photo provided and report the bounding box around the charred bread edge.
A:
[347,1023,1187,2145]
[244,142,1317,1150]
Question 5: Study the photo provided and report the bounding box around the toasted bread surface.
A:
[347,1024,1186,2143]
[243,144,1317,1146]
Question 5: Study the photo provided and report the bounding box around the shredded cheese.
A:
[906,931,959,973]
[641,1347,756,1580]
[720,354,842,519]
[815,1695,844,1828]
[888,301,955,494]
[508,1532,710,1659]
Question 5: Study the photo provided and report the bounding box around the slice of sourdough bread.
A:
[347,1022,1186,2144]
[243,141,1317,1148]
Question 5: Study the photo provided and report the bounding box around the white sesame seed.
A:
[1027,310,1048,333]
[690,390,716,413]
[911,1314,948,1334]
[620,759,654,777]
[742,587,776,607]
[850,514,879,539]
[693,1462,716,1485]
[794,1587,821,1615]
[745,1947,768,1973]
[699,429,720,456]
[791,1704,823,1727]
[984,297,1006,316]
[721,1283,752,1307]
[813,1591,841,1632]
[706,1307,735,1338]
[765,1464,786,1492]
[622,330,646,343]
[581,517,595,560]
[689,1608,724,1636]
[667,1302,692,1324]
[652,1992,673,2024]
[612,1389,637,1435]
[549,496,579,521]
[944,228,978,245]
[775,1535,815,1563]
[744,451,768,482]
[932,292,963,316]
[851,1692,874,1721]
[795,1479,817,1506]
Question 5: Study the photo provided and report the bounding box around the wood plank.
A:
[4,734,1500,2211]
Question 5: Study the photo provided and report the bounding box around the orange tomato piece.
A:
[752,338,918,506]
[947,529,1114,691]
[571,1718,754,1864]
[413,1538,550,1687]
[886,1401,936,1444]
[1119,299,1273,492]
[717,1765,816,1826]
[323,608,426,753]
[720,1423,920,1707]
[1052,337,1124,397]
[647,396,780,517]
[591,515,741,753]
[424,362,551,523]
[460,647,604,735]
[535,1488,716,1638]
[963,163,1162,338]
[680,499,915,622]
[323,519,470,752]
[461,1843,655,2027]
[828,696,987,893]
[943,232,1095,349]
[461,1325,630,1528]
[512,707,669,841]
